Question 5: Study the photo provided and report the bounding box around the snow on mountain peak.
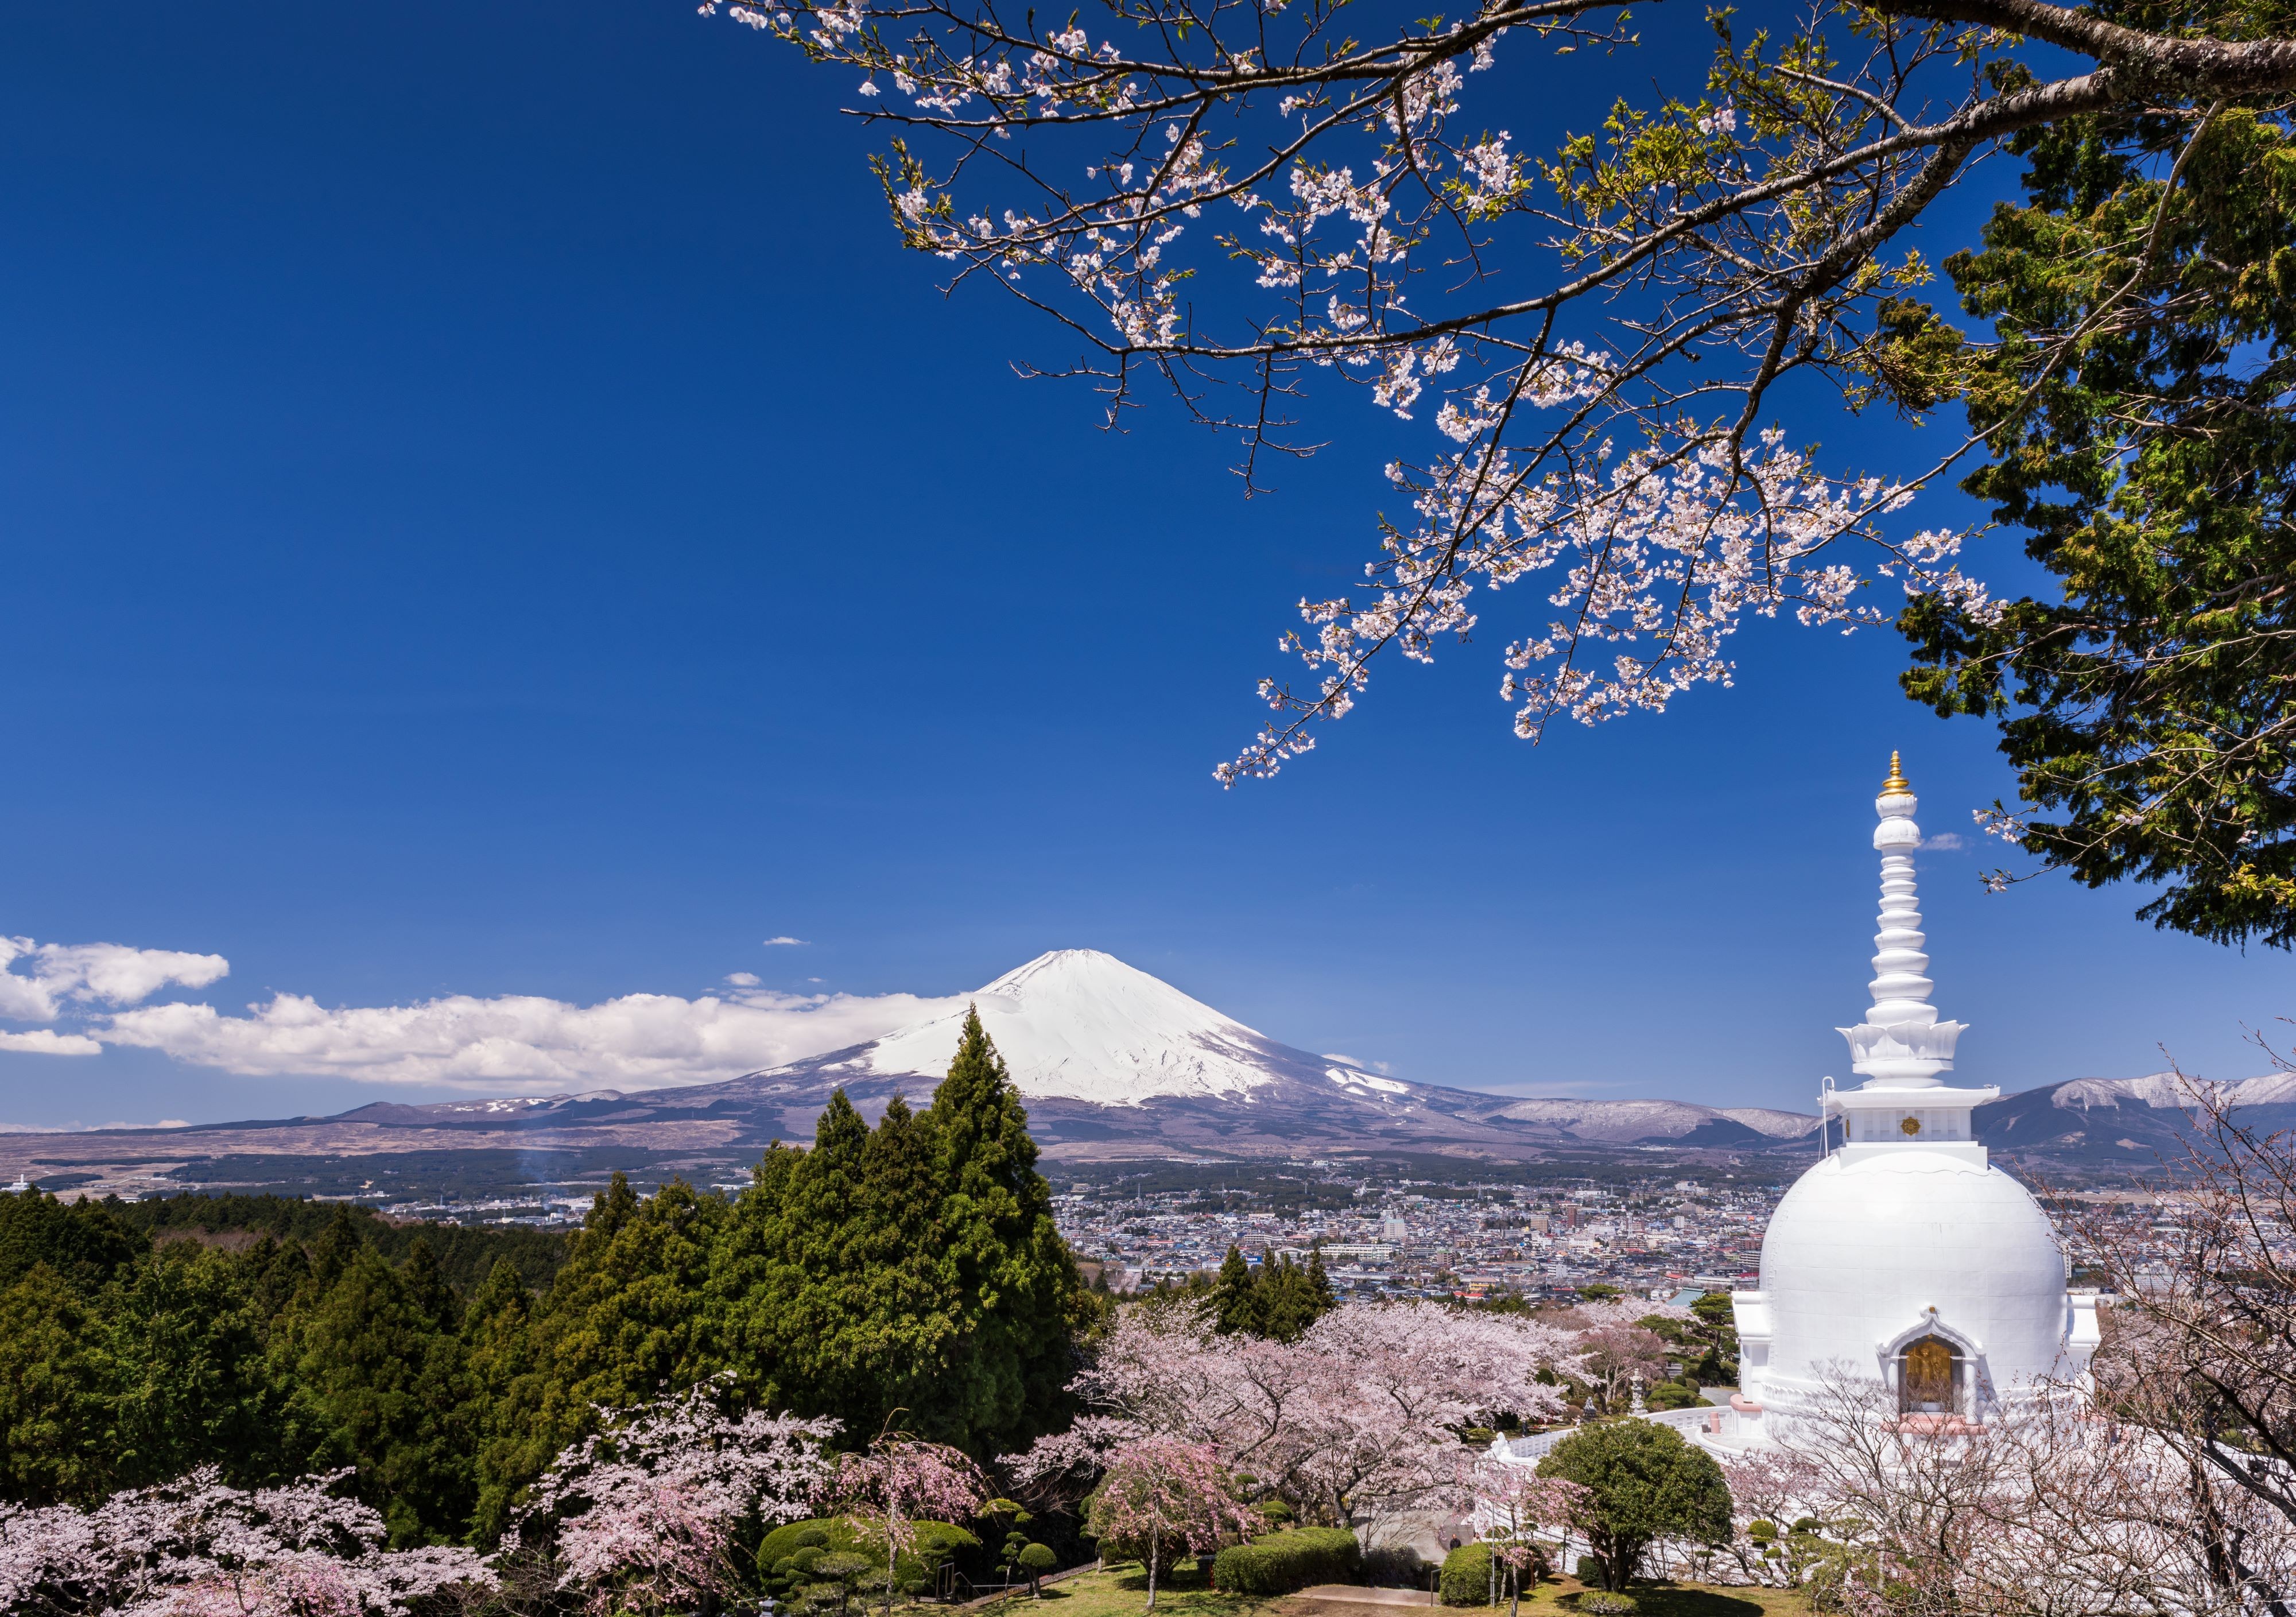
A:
[862,949,1293,1107]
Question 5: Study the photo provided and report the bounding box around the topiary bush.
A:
[1212,1527,1360,1595]
[757,1517,982,1597]
[1438,1541,1493,1606]
[1575,1593,1638,1616]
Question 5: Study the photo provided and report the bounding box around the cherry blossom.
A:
[522,1378,838,1616]
[699,0,2041,777]
[0,1468,492,1617]
[1091,1437,1258,1611]
[1008,1300,1579,1547]
[828,1430,990,1614]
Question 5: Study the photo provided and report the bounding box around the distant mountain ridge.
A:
[0,949,2262,1195]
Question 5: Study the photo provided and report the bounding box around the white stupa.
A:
[1720,755,2100,1441]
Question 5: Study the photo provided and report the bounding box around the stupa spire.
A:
[1837,754,1966,1087]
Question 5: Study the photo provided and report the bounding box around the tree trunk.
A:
[886,1496,902,1617]
[1146,1523,1159,1613]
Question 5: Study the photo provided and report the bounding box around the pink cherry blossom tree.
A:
[522,1378,839,1617]
[1090,1436,1258,1612]
[0,1467,494,1617]
[685,0,2143,777]
[1469,1461,1581,1617]
[827,1426,991,1616]
[1007,1299,1579,1551]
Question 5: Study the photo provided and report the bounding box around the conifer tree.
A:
[1211,1245,1259,1337]
[0,1263,110,1503]
[920,1009,1084,1454]
[105,1240,288,1491]
[511,1174,727,1495]
[461,1258,538,1544]
[1306,1250,1336,1314]
[272,1244,475,1545]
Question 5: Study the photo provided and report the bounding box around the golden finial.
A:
[1882,750,1912,794]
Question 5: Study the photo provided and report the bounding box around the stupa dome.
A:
[1744,1138,2077,1420]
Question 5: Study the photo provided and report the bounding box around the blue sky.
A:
[0,1,2285,1131]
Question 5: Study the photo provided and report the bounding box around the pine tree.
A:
[496,1174,728,1525]
[0,1191,148,1294]
[461,1258,538,1544]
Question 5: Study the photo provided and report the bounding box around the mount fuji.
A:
[0,949,1824,1196]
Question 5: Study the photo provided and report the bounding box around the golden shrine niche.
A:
[1898,1335,1960,1413]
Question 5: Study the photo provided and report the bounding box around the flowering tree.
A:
[1010,1299,1579,1548]
[1089,1436,1258,1611]
[700,0,2296,817]
[521,1379,839,1617]
[1469,1461,1581,1616]
[0,1467,494,1617]
[1742,1368,2296,1617]
[1561,1304,1690,1414]
[827,1426,991,1614]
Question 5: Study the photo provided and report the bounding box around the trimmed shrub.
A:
[1212,1527,1360,1595]
[1575,1595,1638,1616]
[758,1517,982,1593]
[1438,1541,1493,1606]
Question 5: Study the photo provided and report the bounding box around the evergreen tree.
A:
[105,1240,290,1491]
[0,1264,111,1503]
[272,1244,474,1545]
[1306,1249,1336,1314]
[920,1009,1084,1453]
[1255,1254,1317,1343]
[484,1174,727,1528]
[0,1191,147,1294]
[1210,1245,1260,1336]
[461,1258,538,1544]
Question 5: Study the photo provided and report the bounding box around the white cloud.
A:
[0,1029,103,1056]
[726,972,762,987]
[0,936,230,1023]
[1922,832,1968,851]
[100,985,969,1089]
[761,936,809,947]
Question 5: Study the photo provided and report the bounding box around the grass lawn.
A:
[995,1566,1805,1617]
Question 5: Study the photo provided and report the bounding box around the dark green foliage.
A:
[1641,1379,1701,1412]
[1537,1422,1732,1591]
[0,1191,148,1293]
[756,1516,982,1596]
[1212,1527,1360,1595]
[1207,1244,1338,1343]
[272,1243,475,1544]
[106,1240,292,1491]
[0,1013,1093,1560]
[117,1193,571,1293]
[710,1009,1084,1456]
[0,1265,111,1503]
[1901,75,2296,947]
[1439,1541,1494,1606]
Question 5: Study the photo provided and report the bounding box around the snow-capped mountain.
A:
[732,950,1819,1156]
[854,949,1308,1106]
